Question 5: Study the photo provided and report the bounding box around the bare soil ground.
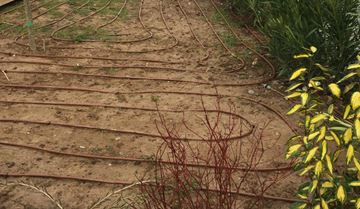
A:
[0,0,302,208]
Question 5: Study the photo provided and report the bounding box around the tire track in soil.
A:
[0,0,301,208]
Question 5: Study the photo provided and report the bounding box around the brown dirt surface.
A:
[0,0,302,208]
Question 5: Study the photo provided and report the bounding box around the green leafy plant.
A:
[227,0,360,77]
[286,47,360,209]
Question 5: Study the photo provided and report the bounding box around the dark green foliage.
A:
[228,0,360,77]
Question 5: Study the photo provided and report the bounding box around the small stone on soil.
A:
[247,89,255,95]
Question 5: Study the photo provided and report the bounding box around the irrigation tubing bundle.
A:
[13,0,179,53]
[0,0,301,203]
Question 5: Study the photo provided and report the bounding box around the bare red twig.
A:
[138,99,299,208]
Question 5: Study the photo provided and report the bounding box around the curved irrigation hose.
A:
[0,60,189,72]
[12,0,174,53]
[176,0,210,62]
[0,83,298,133]
[0,4,23,16]
[0,51,187,64]
[0,0,67,35]
[0,138,293,172]
[10,0,93,48]
[94,0,153,43]
[0,117,253,142]
[50,0,113,41]
[2,59,277,87]
[0,99,294,165]
[32,1,68,20]
[208,0,275,81]
[158,0,179,51]
[33,0,93,31]
[23,0,177,53]
[244,24,265,44]
[50,0,153,44]
[95,0,128,31]
[0,0,44,18]
[3,69,209,85]
[190,0,245,71]
[0,172,302,203]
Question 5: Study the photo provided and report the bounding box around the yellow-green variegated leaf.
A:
[290,68,307,80]
[310,46,317,53]
[334,150,342,161]
[287,104,302,115]
[305,115,311,128]
[325,135,333,141]
[300,165,315,176]
[321,199,329,209]
[303,136,309,145]
[288,135,302,144]
[326,155,333,175]
[296,203,307,209]
[311,114,326,124]
[320,188,326,195]
[321,141,327,160]
[337,72,357,83]
[344,128,353,144]
[347,144,354,164]
[330,131,341,145]
[286,83,303,92]
[308,131,320,140]
[344,105,351,119]
[354,158,360,171]
[315,63,330,72]
[312,76,326,81]
[318,126,326,141]
[309,80,324,90]
[328,83,341,98]
[285,92,302,99]
[337,185,346,203]
[313,204,320,209]
[355,119,360,140]
[308,104,319,111]
[356,198,360,209]
[298,193,308,199]
[315,161,322,177]
[344,83,356,94]
[348,63,360,70]
[301,93,309,106]
[328,104,334,114]
[322,181,333,188]
[286,144,302,159]
[294,54,311,59]
[349,181,360,187]
[351,92,360,110]
[310,179,318,192]
[305,147,319,163]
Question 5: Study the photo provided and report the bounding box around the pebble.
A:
[251,58,258,66]
[248,89,255,95]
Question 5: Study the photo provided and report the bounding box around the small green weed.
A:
[57,26,114,42]
[220,32,238,47]
[102,67,118,74]
[69,65,83,71]
[151,96,160,103]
